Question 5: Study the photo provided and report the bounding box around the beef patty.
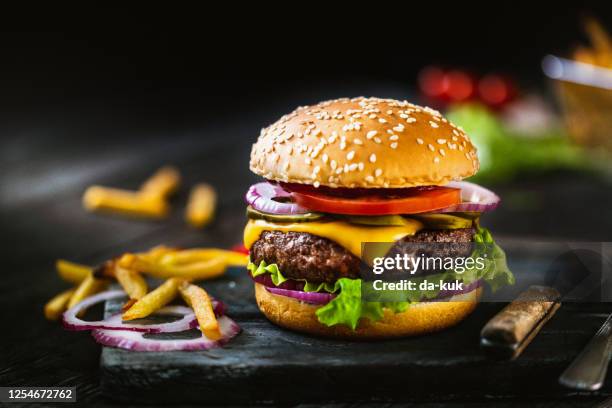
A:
[249,228,475,283]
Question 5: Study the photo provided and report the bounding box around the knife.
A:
[559,312,612,391]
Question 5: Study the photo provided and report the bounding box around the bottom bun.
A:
[254,282,482,339]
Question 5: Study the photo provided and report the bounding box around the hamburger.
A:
[244,97,513,338]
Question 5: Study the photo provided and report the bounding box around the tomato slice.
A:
[290,186,461,215]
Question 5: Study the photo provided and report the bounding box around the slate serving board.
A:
[100,241,612,405]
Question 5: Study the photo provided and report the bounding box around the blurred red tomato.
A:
[418,67,517,108]
[418,66,447,100]
[443,70,475,102]
[478,74,516,107]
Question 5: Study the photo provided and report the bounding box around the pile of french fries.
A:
[573,18,612,69]
[45,246,248,339]
[83,165,217,228]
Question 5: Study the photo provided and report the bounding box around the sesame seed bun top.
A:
[249,97,479,188]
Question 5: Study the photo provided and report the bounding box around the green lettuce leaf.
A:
[247,260,288,286]
[247,261,338,293]
[471,227,515,291]
[315,278,409,329]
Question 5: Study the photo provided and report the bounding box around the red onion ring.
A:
[264,279,481,305]
[250,271,304,291]
[62,289,224,333]
[265,286,336,305]
[438,181,500,213]
[246,182,309,215]
[91,315,241,351]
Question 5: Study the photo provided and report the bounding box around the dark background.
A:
[1,4,612,407]
[1,4,611,129]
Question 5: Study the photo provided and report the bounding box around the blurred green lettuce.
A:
[446,104,587,183]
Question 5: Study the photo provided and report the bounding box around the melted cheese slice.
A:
[244,218,423,258]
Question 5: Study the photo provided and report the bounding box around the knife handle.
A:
[559,314,612,391]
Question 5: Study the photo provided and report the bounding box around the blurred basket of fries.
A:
[543,18,612,153]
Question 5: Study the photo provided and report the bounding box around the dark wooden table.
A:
[1,86,612,407]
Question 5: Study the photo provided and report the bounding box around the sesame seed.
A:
[406,117,417,123]
[386,109,393,114]
[369,114,377,119]
[429,121,439,128]
[439,149,446,156]
[358,162,364,171]
[353,138,363,145]
[389,135,399,141]
[365,175,374,183]
[390,142,398,149]
[347,151,355,160]
[378,118,387,123]
[349,163,358,171]
[399,113,408,119]
[366,130,377,139]
[434,157,440,163]
[428,144,435,152]
[340,141,347,150]
[313,181,320,188]
[437,138,447,144]
[322,153,329,163]
[373,137,382,144]
[375,168,383,177]
[330,160,337,170]
[393,124,404,132]
[313,165,321,174]
[305,157,311,165]
[416,138,424,144]
[369,153,377,163]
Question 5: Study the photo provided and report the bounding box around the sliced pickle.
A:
[246,206,324,223]
[449,211,481,220]
[410,213,473,229]
[343,215,412,226]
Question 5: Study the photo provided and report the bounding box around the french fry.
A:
[122,277,183,320]
[178,282,222,340]
[573,46,597,65]
[119,252,227,281]
[585,18,612,55]
[577,18,612,69]
[67,272,109,309]
[56,259,91,284]
[92,260,116,279]
[185,183,216,228]
[44,288,76,320]
[139,245,179,262]
[83,186,169,218]
[140,166,181,199]
[114,264,148,302]
[159,249,247,268]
